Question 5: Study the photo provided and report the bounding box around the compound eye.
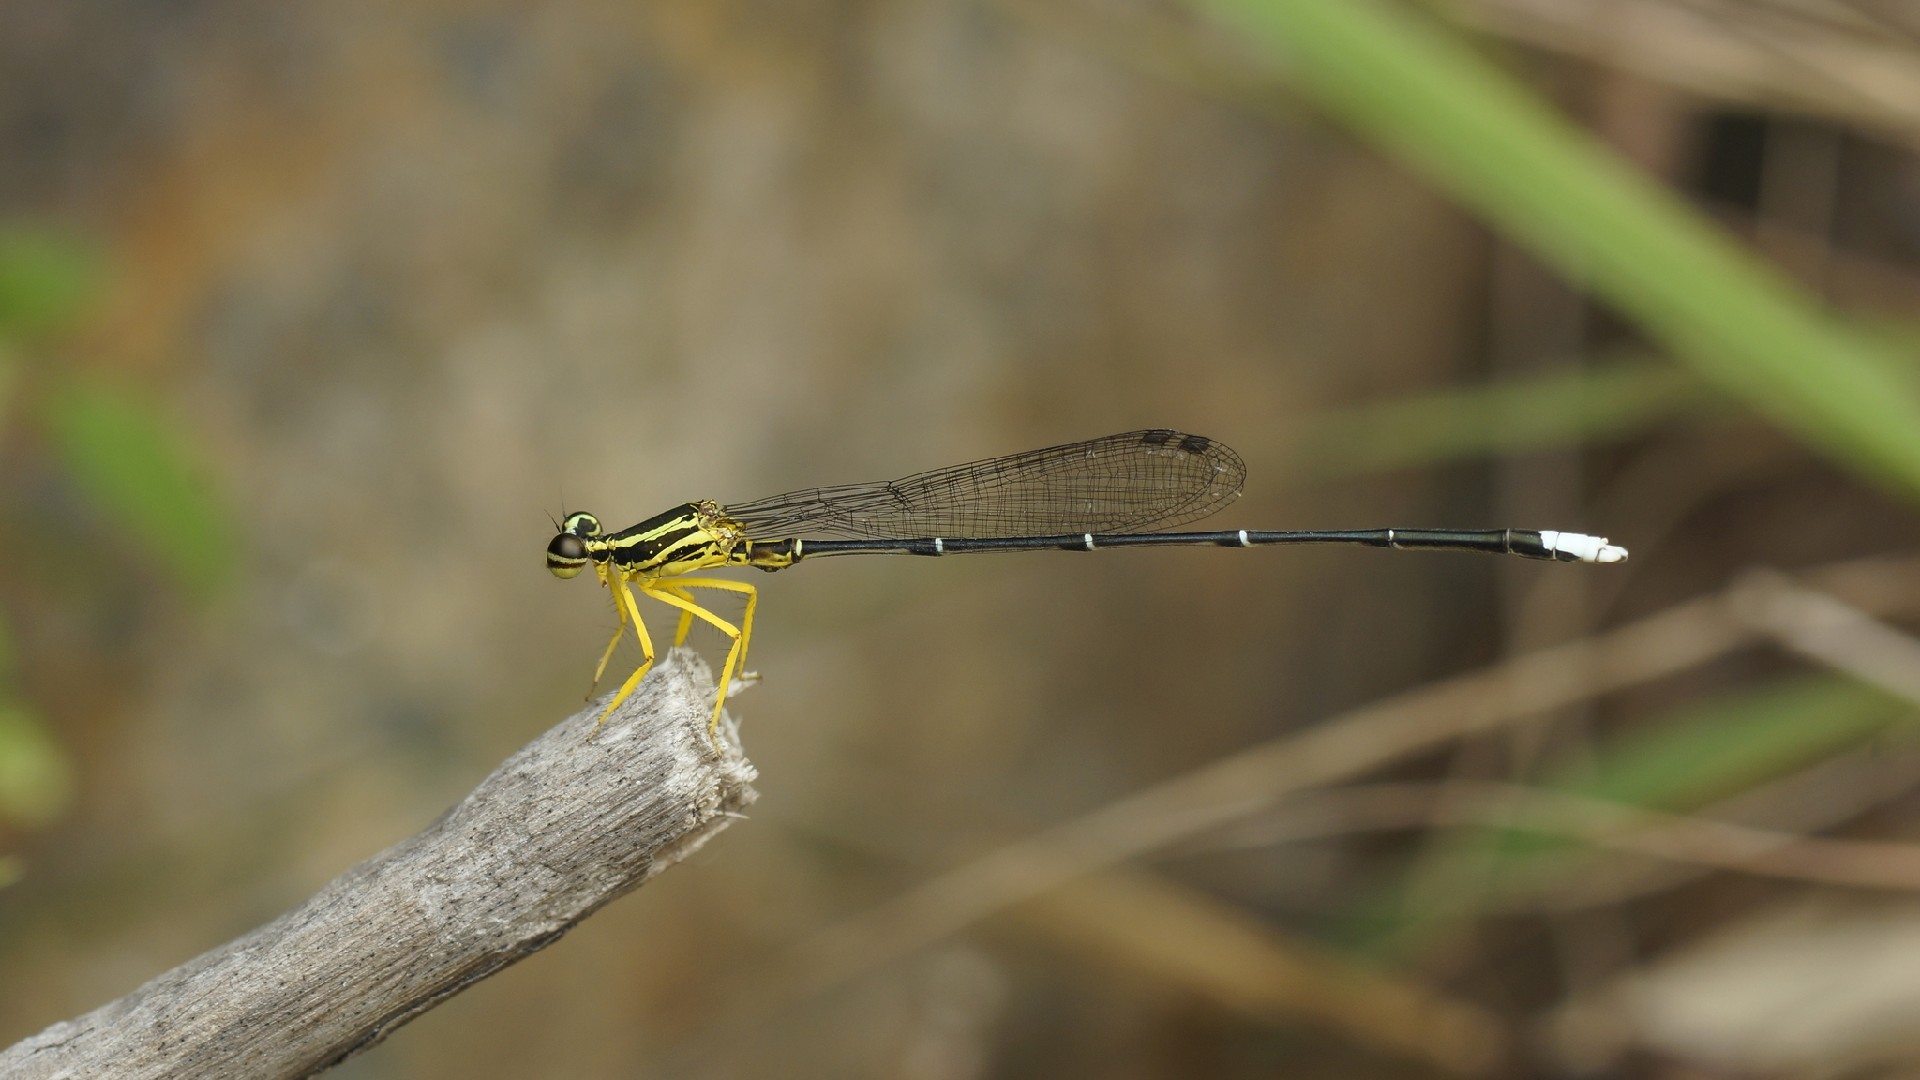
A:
[561,512,602,537]
[546,532,590,579]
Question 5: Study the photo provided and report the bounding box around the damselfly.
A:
[546,429,1626,743]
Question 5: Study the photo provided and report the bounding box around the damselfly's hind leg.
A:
[641,580,754,748]
[670,577,760,675]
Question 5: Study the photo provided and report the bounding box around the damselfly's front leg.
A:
[595,571,657,730]
[587,566,631,698]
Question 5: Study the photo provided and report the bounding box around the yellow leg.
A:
[667,577,759,673]
[640,582,749,744]
[588,570,631,696]
[595,574,657,729]
[671,577,759,738]
[590,623,627,694]
[655,579,758,671]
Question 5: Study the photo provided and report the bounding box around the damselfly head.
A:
[546,512,602,579]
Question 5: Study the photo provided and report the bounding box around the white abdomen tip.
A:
[1540,530,1629,563]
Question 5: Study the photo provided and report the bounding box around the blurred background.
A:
[6,1,1920,1076]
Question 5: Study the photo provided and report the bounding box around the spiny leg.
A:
[661,576,761,740]
[658,582,757,695]
[669,577,759,673]
[670,597,696,648]
[587,569,632,697]
[655,585,698,648]
[640,583,744,744]
[596,573,657,729]
[660,583,757,693]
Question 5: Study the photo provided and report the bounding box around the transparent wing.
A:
[723,429,1247,540]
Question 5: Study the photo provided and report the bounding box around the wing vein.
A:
[722,430,1247,540]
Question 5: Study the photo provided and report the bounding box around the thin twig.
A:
[1021,868,1512,1075]
[1734,566,1920,706]
[0,650,756,1080]
[1512,748,1920,912]
[1204,780,1920,891]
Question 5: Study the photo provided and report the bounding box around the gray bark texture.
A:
[0,650,757,1080]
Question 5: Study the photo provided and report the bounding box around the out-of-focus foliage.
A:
[0,703,69,830]
[1348,676,1914,949]
[1207,0,1920,500]
[1540,676,1909,810]
[1294,360,1713,476]
[38,376,233,598]
[0,224,229,843]
[0,227,99,342]
[0,614,70,831]
[7,1,1920,1075]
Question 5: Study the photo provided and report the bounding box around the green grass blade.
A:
[39,377,234,596]
[0,226,101,341]
[1291,360,1715,476]
[1342,674,1914,950]
[1198,0,1920,497]
[0,701,72,829]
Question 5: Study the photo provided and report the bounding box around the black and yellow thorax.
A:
[544,501,803,582]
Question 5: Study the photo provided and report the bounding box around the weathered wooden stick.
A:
[0,650,756,1080]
